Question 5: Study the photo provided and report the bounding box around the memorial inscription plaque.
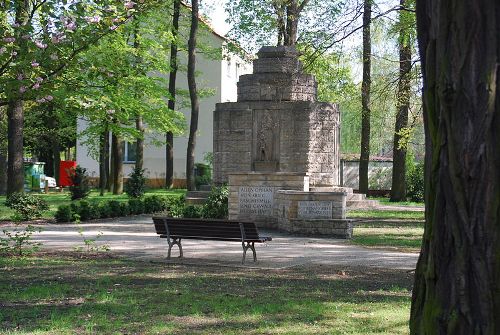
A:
[297,201,332,219]
[239,186,274,216]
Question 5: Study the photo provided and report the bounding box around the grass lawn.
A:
[352,224,424,252]
[0,254,413,335]
[0,189,186,221]
[348,210,424,221]
[370,197,424,207]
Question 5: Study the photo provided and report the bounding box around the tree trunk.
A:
[111,133,124,195]
[136,116,144,171]
[7,99,25,195]
[358,0,371,194]
[390,0,412,202]
[0,108,6,195]
[166,0,180,189]
[186,0,200,191]
[285,0,298,46]
[107,130,113,192]
[99,127,109,195]
[46,103,60,184]
[410,1,500,334]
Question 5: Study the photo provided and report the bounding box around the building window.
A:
[122,141,136,163]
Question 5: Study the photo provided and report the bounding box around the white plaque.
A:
[238,186,274,216]
[297,201,332,219]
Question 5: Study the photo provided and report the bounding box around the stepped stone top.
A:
[237,46,317,102]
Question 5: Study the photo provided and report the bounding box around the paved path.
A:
[9,216,419,270]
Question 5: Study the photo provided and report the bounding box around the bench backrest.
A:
[152,217,261,240]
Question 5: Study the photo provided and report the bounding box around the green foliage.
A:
[407,162,424,203]
[165,196,185,218]
[144,195,168,214]
[182,205,203,218]
[108,200,123,218]
[75,223,109,253]
[128,198,145,215]
[5,193,49,221]
[69,166,91,200]
[1,224,42,256]
[55,205,73,223]
[125,167,146,198]
[201,186,229,219]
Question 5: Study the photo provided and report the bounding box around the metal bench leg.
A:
[241,242,257,264]
[167,238,183,259]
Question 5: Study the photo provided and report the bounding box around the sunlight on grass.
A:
[348,210,424,220]
[352,227,424,252]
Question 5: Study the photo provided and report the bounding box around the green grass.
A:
[348,210,424,221]
[370,197,424,207]
[0,254,413,334]
[0,189,186,221]
[352,224,424,252]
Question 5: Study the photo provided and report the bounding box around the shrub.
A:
[98,202,112,218]
[165,196,185,217]
[195,163,212,190]
[76,200,101,221]
[201,186,228,219]
[108,201,122,217]
[407,162,424,202]
[69,165,91,200]
[144,195,167,214]
[55,205,73,223]
[5,193,49,221]
[182,205,203,218]
[128,198,145,215]
[120,202,130,216]
[124,167,146,198]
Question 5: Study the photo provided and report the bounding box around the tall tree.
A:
[166,0,181,189]
[111,130,124,195]
[390,0,413,201]
[358,0,372,194]
[186,0,200,191]
[410,0,500,333]
[0,107,7,195]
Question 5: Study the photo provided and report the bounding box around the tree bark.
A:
[358,0,371,194]
[410,0,500,333]
[107,130,113,192]
[0,108,7,195]
[136,116,144,171]
[111,132,124,195]
[99,127,109,195]
[284,0,298,46]
[390,0,412,202]
[7,99,25,195]
[186,0,200,191]
[166,0,180,189]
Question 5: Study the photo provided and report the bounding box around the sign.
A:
[298,201,332,219]
[238,186,274,216]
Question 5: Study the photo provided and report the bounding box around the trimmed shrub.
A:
[407,162,424,202]
[124,167,146,198]
[69,165,91,200]
[98,202,112,218]
[182,205,203,218]
[165,196,185,217]
[120,202,130,216]
[144,195,167,214]
[128,198,145,215]
[108,201,122,217]
[55,204,73,223]
[77,200,100,221]
[5,193,49,221]
[201,186,228,219]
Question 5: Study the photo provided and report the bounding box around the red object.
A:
[59,161,77,187]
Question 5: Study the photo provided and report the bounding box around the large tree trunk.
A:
[0,108,7,195]
[135,116,144,171]
[186,0,200,191]
[99,128,109,196]
[111,133,124,195]
[410,1,500,333]
[107,130,113,192]
[284,0,298,46]
[166,0,180,189]
[358,0,371,194]
[7,99,25,195]
[390,0,412,202]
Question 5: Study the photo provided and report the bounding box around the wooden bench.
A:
[152,217,272,264]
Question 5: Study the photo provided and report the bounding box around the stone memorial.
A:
[214,46,352,238]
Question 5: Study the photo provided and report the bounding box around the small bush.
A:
[128,198,145,215]
[125,167,146,198]
[98,203,112,218]
[407,162,424,202]
[182,205,203,218]
[144,195,167,214]
[5,193,49,221]
[108,201,122,217]
[69,166,91,200]
[201,186,228,219]
[165,196,184,217]
[55,205,73,223]
[77,200,100,221]
[120,202,130,216]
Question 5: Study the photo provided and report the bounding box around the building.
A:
[76,9,252,187]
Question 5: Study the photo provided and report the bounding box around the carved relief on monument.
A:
[252,111,280,171]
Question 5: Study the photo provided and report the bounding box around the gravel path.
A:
[7,215,419,270]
